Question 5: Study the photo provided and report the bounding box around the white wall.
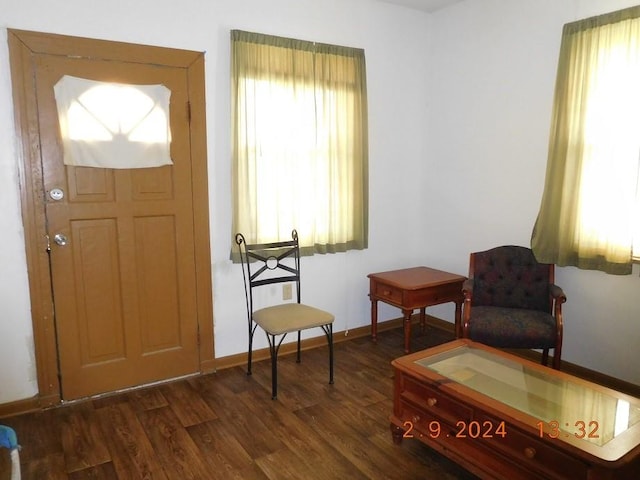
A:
[0,0,432,403]
[1,0,638,405]
[426,0,640,385]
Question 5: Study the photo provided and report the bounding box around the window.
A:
[230,30,368,257]
[531,6,640,275]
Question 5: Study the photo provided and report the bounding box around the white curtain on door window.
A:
[54,75,173,169]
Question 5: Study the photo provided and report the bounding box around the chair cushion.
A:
[254,303,334,335]
[467,306,556,349]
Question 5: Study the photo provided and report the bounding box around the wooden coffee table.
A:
[368,266,466,353]
[390,339,640,480]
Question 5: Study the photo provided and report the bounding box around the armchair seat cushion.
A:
[254,303,334,335]
[467,306,556,349]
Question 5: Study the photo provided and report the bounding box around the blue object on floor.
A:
[0,425,18,450]
[0,425,21,480]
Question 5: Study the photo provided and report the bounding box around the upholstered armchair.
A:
[461,246,566,369]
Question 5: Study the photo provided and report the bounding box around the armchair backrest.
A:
[470,245,553,312]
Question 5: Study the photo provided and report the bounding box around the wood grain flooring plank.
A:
[368,430,478,480]
[0,408,63,463]
[254,447,322,480]
[0,448,9,479]
[95,402,168,480]
[57,402,112,473]
[186,419,269,480]
[188,374,286,459]
[159,380,217,427]
[135,406,212,479]
[236,388,370,480]
[19,453,68,480]
[126,387,168,412]
[294,401,441,480]
[245,352,332,410]
[67,462,118,480]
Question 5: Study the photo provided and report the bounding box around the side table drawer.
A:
[477,412,588,479]
[406,281,463,306]
[372,282,403,304]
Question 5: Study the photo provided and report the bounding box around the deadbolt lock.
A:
[49,188,64,201]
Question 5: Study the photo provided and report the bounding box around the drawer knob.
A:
[427,397,437,407]
[383,290,391,295]
[524,447,536,459]
[412,415,420,424]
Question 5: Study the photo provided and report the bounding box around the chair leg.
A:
[322,323,334,385]
[266,332,287,400]
[247,323,256,376]
[552,345,562,370]
[296,330,301,363]
[541,348,549,367]
[266,333,279,399]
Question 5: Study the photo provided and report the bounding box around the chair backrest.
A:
[235,230,302,314]
[469,245,553,312]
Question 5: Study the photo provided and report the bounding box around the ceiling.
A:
[377,0,464,13]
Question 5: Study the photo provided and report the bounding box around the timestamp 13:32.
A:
[403,419,601,440]
[537,420,600,439]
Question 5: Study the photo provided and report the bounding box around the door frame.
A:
[8,29,215,407]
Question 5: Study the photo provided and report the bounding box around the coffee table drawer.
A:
[401,377,473,425]
[393,404,536,480]
[396,400,455,438]
[477,413,588,479]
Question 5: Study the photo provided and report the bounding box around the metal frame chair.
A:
[235,229,334,399]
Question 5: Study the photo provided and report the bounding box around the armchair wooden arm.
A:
[550,284,567,304]
[549,283,567,369]
[461,278,474,338]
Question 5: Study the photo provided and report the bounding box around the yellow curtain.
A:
[231,30,368,256]
[531,7,640,275]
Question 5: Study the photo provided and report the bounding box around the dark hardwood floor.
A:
[0,326,478,480]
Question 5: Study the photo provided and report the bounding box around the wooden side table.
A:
[368,266,466,353]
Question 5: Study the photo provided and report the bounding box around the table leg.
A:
[419,307,426,333]
[402,309,412,353]
[391,423,404,445]
[371,297,378,343]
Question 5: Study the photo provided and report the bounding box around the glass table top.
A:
[415,345,640,448]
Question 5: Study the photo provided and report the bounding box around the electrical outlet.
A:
[282,283,293,300]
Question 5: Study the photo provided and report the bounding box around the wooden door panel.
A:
[135,215,181,352]
[131,167,173,201]
[72,219,125,364]
[68,167,115,202]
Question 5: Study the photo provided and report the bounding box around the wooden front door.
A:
[8,30,214,403]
